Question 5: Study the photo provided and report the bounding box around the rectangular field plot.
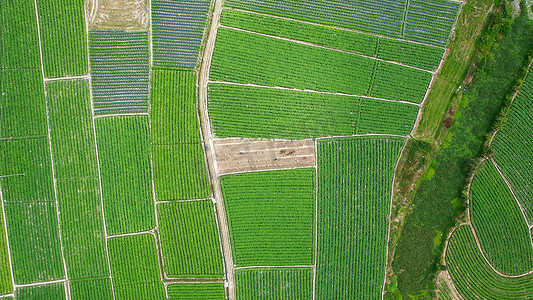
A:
[316,136,405,299]
[153,144,210,201]
[220,168,315,266]
[4,201,64,284]
[220,8,444,71]
[235,268,313,299]
[89,30,150,115]
[210,28,431,104]
[213,139,316,174]
[168,283,225,300]
[208,83,419,139]
[47,79,98,179]
[35,0,88,78]
[56,178,109,280]
[0,213,12,295]
[108,233,166,299]
[223,0,460,46]
[14,282,66,300]
[95,116,155,235]
[1,0,41,69]
[151,69,211,201]
[404,0,462,47]
[151,70,202,145]
[0,138,54,204]
[157,200,224,278]
[152,0,210,68]
[70,278,113,300]
[0,69,47,138]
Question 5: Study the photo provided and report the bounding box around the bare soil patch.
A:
[213,139,316,175]
[86,0,149,31]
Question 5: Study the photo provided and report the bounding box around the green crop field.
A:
[167,283,226,300]
[151,69,210,201]
[447,225,533,299]
[211,28,431,104]
[0,213,11,295]
[316,136,405,299]
[221,168,315,266]
[235,268,313,299]
[95,116,155,235]
[14,282,66,300]
[208,83,418,139]
[220,8,444,71]
[69,278,113,300]
[108,234,166,299]
[492,72,533,223]
[157,200,224,278]
[470,161,533,275]
[35,0,87,78]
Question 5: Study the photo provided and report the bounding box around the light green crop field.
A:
[221,168,316,266]
[235,268,314,299]
[167,283,226,300]
[157,200,224,278]
[14,282,66,300]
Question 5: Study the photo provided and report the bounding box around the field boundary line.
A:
[199,0,237,298]
[382,139,409,298]
[219,165,316,177]
[34,1,71,297]
[0,294,14,299]
[316,134,408,140]
[489,158,532,234]
[14,279,66,288]
[155,198,212,204]
[468,223,533,278]
[84,6,117,298]
[211,137,315,143]
[93,113,149,119]
[220,25,434,74]
[0,174,24,178]
[223,7,446,50]
[0,188,16,292]
[233,265,315,270]
[208,81,422,107]
[107,230,155,239]
[44,75,90,82]
[163,279,225,285]
[312,139,319,300]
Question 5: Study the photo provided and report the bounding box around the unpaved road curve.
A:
[198,1,236,299]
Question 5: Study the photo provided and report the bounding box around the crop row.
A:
[223,0,460,46]
[221,168,316,267]
[210,28,430,104]
[35,0,88,78]
[316,136,405,299]
[207,83,418,139]
[95,116,155,235]
[220,8,444,71]
[235,268,313,299]
[157,201,224,278]
[152,0,211,69]
[404,0,461,47]
[491,72,533,223]
[470,160,533,276]
[167,283,225,299]
[88,30,150,115]
[151,69,210,201]
[447,225,533,299]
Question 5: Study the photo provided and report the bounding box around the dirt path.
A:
[198,0,236,299]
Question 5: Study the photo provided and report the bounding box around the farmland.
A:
[235,268,313,299]
[220,168,316,267]
[316,137,405,299]
[4,0,515,299]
